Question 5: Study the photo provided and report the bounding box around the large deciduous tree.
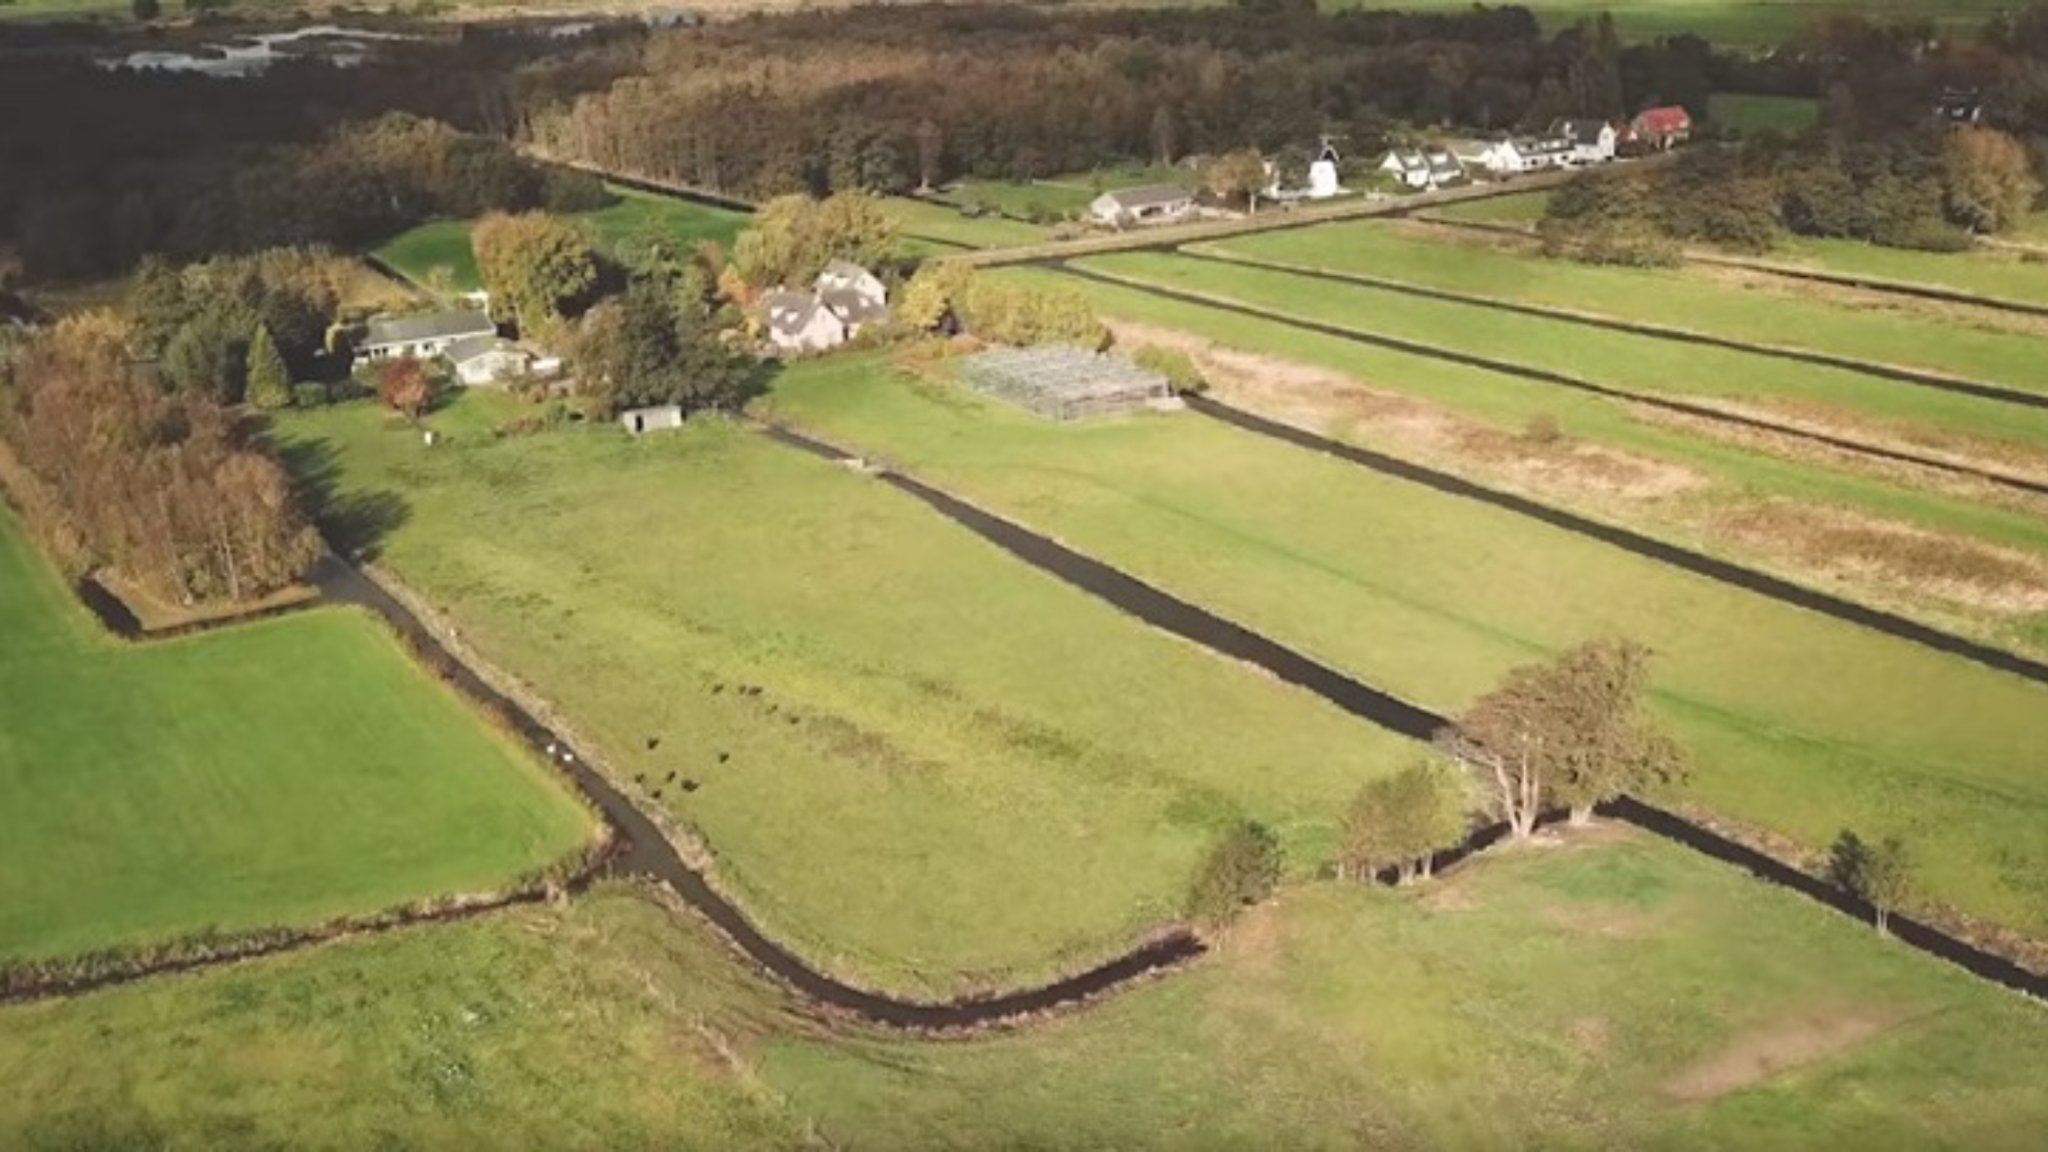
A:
[1205,150,1269,212]
[572,276,752,420]
[1942,127,2042,234]
[1341,757,1472,884]
[730,193,897,291]
[377,358,431,420]
[1440,639,1684,837]
[471,212,599,347]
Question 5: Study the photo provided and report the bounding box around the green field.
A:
[7,840,2047,1148]
[373,184,749,293]
[1319,0,2006,47]
[274,396,1413,996]
[1774,236,2048,307]
[1707,92,1821,134]
[888,196,1053,252]
[1432,190,1550,225]
[1068,250,2048,485]
[1203,222,2048,395]
[0,509,594,963]
[762,355,2048,941]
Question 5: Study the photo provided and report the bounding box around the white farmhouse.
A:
[1088,185,1196,228]
[357,309,497,363]
[760,262,891,354]
[1551,119,1619,164]
[1447,137,1524,178]
[1378,149,1465,190]
[446,335,537,387]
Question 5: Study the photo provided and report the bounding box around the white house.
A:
[1378,149,1465,189]
[1551,119,1619,164]
[1448,137,1524,178]
[358,309,496,362]
[446,335,537,387]
[1515,135,1577,171]
[1089,185,1196,228]
[761,263,890,354]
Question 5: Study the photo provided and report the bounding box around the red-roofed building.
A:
[1629,105,1693,150]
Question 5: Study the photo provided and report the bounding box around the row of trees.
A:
[1190,638,1917,938]
[0,313,318,604]
[899,262,1110,350]
[1543,125,2043,261]
[126,248,360,404]
[525,6,1693,201]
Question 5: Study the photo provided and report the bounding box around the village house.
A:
[1515,135,1577,171]
[1377,148,1466,190]
[357,308,497,363]
[1448,137,1522,178]
[1630,105,1693,150]
[446,335,540,387]
[1551,119,1619,164]
[1088,185,1196,228]
[761,261,890,354]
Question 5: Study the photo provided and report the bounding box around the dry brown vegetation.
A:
[1110,320,1701,503]
[1713,500,2048,615]
[1662,1009,1903,1103]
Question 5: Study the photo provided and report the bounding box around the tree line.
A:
[0,313,318,605]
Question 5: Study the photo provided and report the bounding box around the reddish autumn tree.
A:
[378,358,431,419]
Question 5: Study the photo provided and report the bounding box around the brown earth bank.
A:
[1111,320,2048,649]
[1663,1008,1905,1103]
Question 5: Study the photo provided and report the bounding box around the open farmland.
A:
[1771,236,2048,308]
[0,509,595,964]
[8,837,2046,1148]
[373,184,749,293]
[1707,92,1821,135]
[761,354,2048,942]
[274,395,1413,997]
[1200,222,2048,395]
[888,196,1052,252]
[1317,0,2008,47]
[1068,251,2048,461]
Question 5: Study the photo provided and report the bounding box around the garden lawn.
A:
[1708,92,1821,135]
[1203,222,2048,396]
[772,833,2048,1150]
[273,399,1412,997]
[1074,251,2048,453]
[1772,235,2048,309]
[763,355,2048,941]
[0,886,812,1151]
[0,510,594,963]
[372,184,748,294]
[887,196,1051,251]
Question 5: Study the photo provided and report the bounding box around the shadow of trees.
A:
[271,435,410,562]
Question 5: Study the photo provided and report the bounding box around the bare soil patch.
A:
[1687,261,2048,339]
[98,569,320,633]
[1713,499,2048,616]
[1111,320,1701,503]
[1569,1016,1611,1057]
[1664,1009,1901,1104]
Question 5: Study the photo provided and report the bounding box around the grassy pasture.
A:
[1204,221,2048,396]
[1773,235,2048,308]
[373,184,748,294]
[274,397,1413,996]
[1708,92,1821,134]
[1010,265,2048,656]
[1431,189,1550,225]
[762,355,2048,941]
[1074,251,2048,456]
[9,839,2045,1148]
[1316,0,2008,47]
[0,509,595,963]
[888,196,1053,251]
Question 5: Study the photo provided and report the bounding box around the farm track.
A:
[1049,262,2048,500]
[1412,214,2048,320]
[1177,247,2048,412]
[1180,394,2048,686]
[758,423,2048,1003]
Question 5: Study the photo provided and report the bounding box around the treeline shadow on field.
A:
[273,435,410,562]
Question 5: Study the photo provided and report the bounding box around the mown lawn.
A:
[373,185,749,293]
[273,398,1413,997]
[763,355,2048,942]
[0,509,595,963]
[1708,92,1821,135]
[9,839,2045,1148]
[1074,251,2048,454]
[1204,221,2048,395]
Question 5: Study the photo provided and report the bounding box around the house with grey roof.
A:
[447,335,538,387]
[1378,148,1466,189]
[1089,185,1196,228]
[1550,119,1619,164]
[760,263,891,354]
[358,309,497,363]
